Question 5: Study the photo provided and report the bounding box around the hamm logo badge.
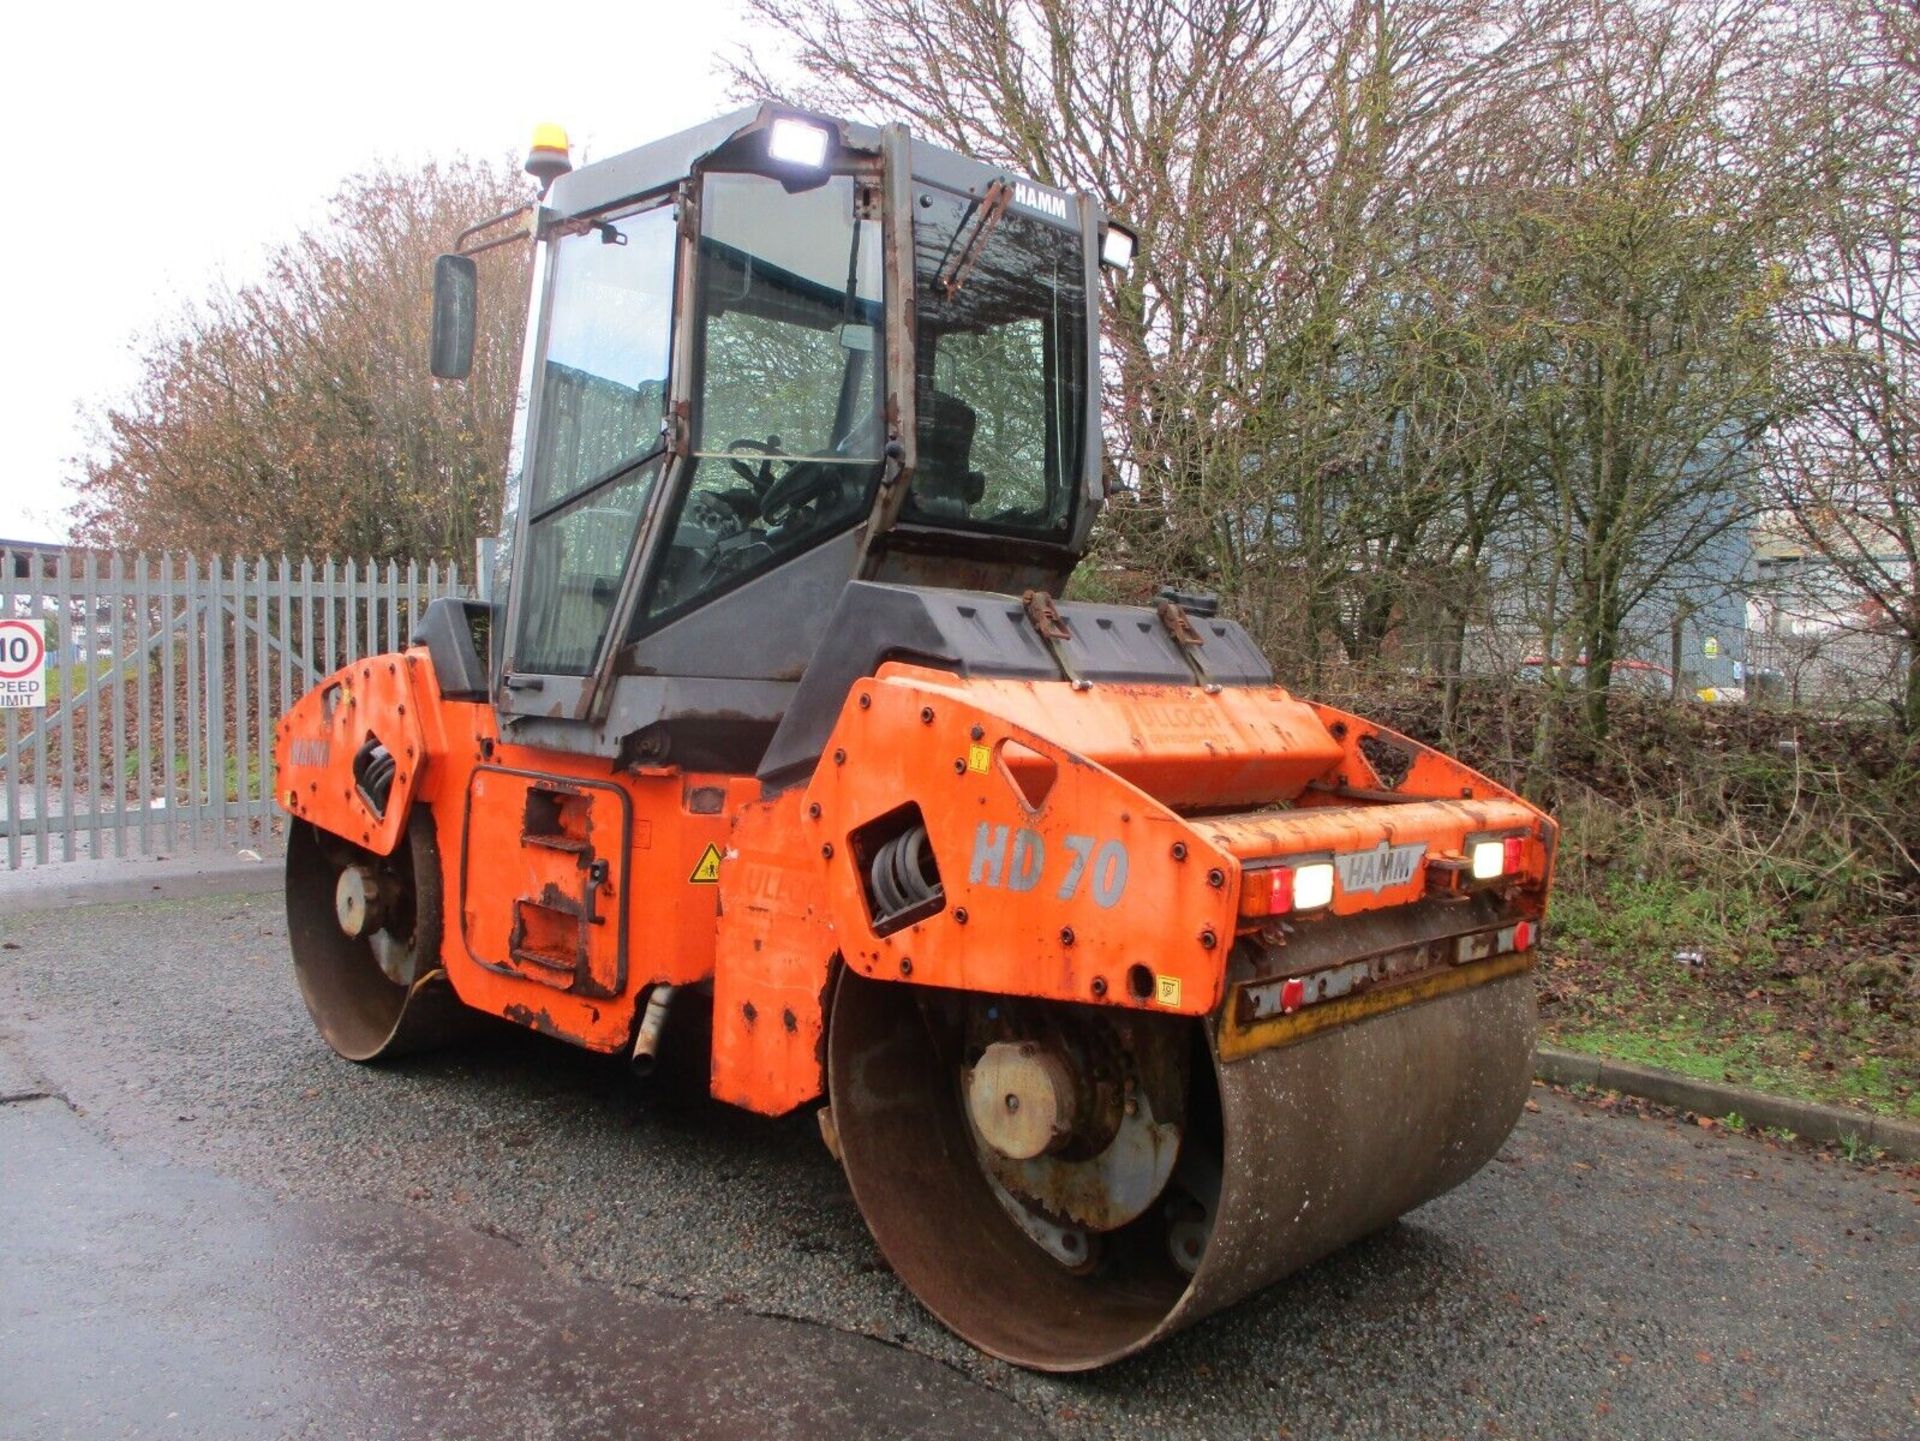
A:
[1013,181,1069,220]
[288,738,331,768]
[1334,841,1426,895]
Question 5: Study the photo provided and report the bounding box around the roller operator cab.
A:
[275,106,1556,1371]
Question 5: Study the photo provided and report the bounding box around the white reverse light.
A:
[768,118,832,169]
[1291,861,1336,911]
[1100,223,1137,271]
[1470,839,1506,882]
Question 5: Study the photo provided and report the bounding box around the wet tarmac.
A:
[1,1080,1039,1440]
[2,889,1917,1439]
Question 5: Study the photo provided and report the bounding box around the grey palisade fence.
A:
[0,548,468,868]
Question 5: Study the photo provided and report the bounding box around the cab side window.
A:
[905,189,1086,539]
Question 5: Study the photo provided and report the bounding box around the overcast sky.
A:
[0,0,775,541]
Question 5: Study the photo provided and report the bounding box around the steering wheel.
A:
[725,437,781,494]
[758,457,845,525]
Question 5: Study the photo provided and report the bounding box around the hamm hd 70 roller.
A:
[275,107,1556,1370]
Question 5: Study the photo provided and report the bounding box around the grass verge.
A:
[1540,790,1919,1120]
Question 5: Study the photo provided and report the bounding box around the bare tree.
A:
[732,0,1318,601]
[1490,0,1802,763]
[1763,0,1920,730]
[734,0,1573,682]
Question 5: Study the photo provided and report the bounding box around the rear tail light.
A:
[1265,866,1293,914]
[1469,834,1529,882]
[1261,861,1336,916]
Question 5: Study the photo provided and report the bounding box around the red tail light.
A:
[1266,866,1294,915]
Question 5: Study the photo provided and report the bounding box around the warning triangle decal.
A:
[689,842,724,884]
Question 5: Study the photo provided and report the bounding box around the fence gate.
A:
[0,549,468,869]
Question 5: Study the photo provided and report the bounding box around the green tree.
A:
[72,157,530,563]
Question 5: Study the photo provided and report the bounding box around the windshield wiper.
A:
[934,179,1013,300]
[528,439,668,527]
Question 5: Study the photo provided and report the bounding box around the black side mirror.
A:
[430,253,478,380]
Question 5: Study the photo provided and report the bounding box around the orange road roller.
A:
[275,106,1556,1370]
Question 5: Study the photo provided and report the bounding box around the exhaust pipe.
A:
[630,984,676,1075]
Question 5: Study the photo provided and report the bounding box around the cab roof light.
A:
[1100,223,1137,272]
[768,117,832,169]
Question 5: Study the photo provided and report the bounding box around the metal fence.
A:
[0,549,469,869]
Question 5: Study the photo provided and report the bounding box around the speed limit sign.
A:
[0,618,47,709]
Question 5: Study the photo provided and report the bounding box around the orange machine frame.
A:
[277,650,1554,1115]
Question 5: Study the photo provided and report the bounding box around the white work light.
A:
[1100,223,1137,271]
[768,118,832,169]
[1291,861,1336,911]
[1470,839,1507,881]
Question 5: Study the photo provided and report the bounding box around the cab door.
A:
[496,196,682,717]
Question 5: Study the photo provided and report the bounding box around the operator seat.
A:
[908,391,987,519]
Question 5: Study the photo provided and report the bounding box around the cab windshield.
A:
[637,171,885,628]
[905,188,1087,540]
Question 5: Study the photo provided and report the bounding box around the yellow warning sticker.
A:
[1155,974,1183,1007]
[689,842,723,884]
[966,743,992,774]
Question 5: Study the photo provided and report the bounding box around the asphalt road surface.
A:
[2,890,1915,1440]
